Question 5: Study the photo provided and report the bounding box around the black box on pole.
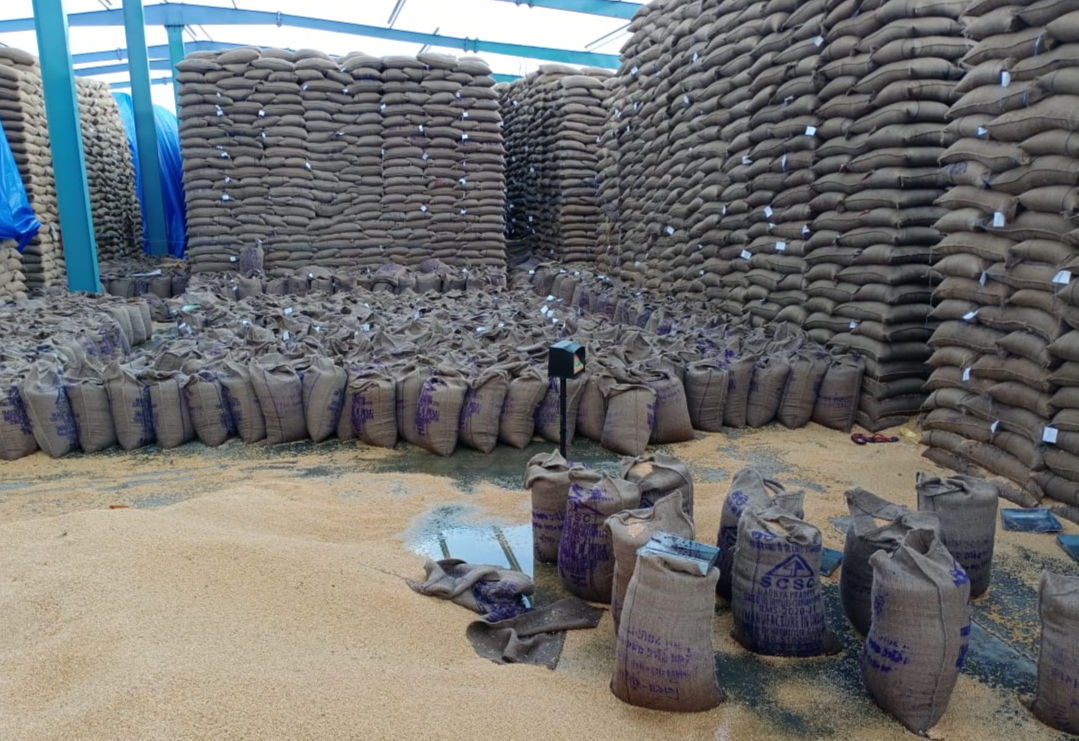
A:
[549,341,586,459]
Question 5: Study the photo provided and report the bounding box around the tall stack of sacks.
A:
[499,66,611,264]
[723,0,831,328]
[76,78,143,260]
[811,0,968,432]
[595,0,719,294]
[176,48,505,276]
[0,48,65,292]
[922,0,1079,505]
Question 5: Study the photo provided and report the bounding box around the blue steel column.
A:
[122,0,168,256]
[31,0,100,292]
[166,24,185,111]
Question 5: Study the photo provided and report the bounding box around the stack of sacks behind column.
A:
[499,66,611,264]
[0,48,65,292]
[923,0,1079,506]
[176,48,505,277]
[723,0,830,328]
[810,0,968,432]
[76,78,143,260]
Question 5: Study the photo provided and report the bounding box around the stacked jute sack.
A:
[176,47,505,275]
[500,66,612,263]
[805,0,968,432]
[0,47,64,293]
[76,78,143,260]
[920,0,1079,508]
[100,257,190,301]
[0,295,150,460]
[593,0,988,430]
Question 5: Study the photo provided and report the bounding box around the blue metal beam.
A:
[0,4,620,68]
[31,0,100,293]
[489,0,641,19]
[75,58,175,76]
[110,76,174,91]
[166,25,186,110]
[71,41,251,67]
[123,0,168,257]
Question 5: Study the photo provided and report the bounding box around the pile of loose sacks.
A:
[0,261,865,461]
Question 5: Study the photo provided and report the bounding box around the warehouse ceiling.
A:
[0,0,640,110]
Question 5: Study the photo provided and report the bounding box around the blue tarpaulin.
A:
[0,119,40,251]
[112,93,186,257]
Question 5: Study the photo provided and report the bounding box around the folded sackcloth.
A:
[407,558,534,621]
[466,597,605,669]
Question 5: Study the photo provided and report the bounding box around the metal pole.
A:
[122,0,168,256]
[31,0,101,293]
[165,24,185,112]
[559,376,568,460]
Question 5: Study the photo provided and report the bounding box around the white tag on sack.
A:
[693,52,699,63]
[963,310,978,322]
[979,271,988,286]
[462,134,469,141]
[780,153,788,170]
[258,109,266,118]
[1054,270,1072,285]
[776,241,787,252]
[814,36,824,47]
[991,421,1000,433]
[764,206,774,218]
[631,65,639,75]
[528,269,536,275]
[740,250,752,260]
[802,224,811,236]
[699,269,706,276]
[362,323,371,333]
[805,125,817,136]
[229,256,237,263]
[282,331,290,342]
[1001,71,1011,87]
[666,225,676,236]
[992,211,1006,228]
[284,307,293,315]
[849,320,858,329]
[962,367,971,382]
[420,205,427,212]
[742,156,753,166]
[1043,426,1059,445]
[221,193,231,202]
[977,126,988,137]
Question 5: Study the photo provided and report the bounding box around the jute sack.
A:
[642,367,695,443]
[219,360,267,444]
[535,372,588,446]
[862,529,971,735]
[64,361,116,453]
[813,353,865,431]
[840,488,940,635]
[777,351,829,429]
[746,356,792,428]
[916,472,998,598]
[731,507,838,657]
[397,366,468,456]
[458,368,509,453]
[716,467,805,601]
[525,449,577,563]
[301,356,347,443]
[250,358,308,445]
[22,359,79,458]
[611,551,725,712]
[558,470,640,602]
[606,492,694,631]
[146,370,195,450]
[1031,571,1079,735]
[601,382,656,456]
[685,359,728,432]
[342,370,397,449]
[184,371,237,447]
[618,452,695,519]
[576,369,612,441]
[105,361,155,451]
[498,364,547,449]
[0,374,38,460]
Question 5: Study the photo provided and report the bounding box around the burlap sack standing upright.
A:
[731,507,837,657]
[557,470,640,602]
[840,487,940,635]
[612,550,725,712]
[916,472,999,597]
[716,467,805,601]
[525,449,577,563]
[21,358,79,458]
[606,492,694,631]
[618,452,695,519]
[1031,571,1079,735]
[862,529,971,735]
